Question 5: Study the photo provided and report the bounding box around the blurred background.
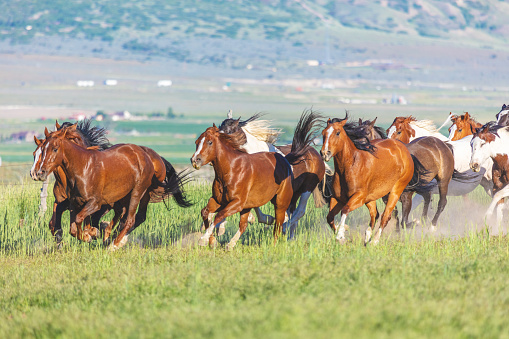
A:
[1,0,508,181]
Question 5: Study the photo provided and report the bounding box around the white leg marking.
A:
[199,222,215,246]
[336,214,347,242]
[372,228,382,245]
[364,227,373,245]
[226,229,242,250]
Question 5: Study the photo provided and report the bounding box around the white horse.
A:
[470,124,509,224]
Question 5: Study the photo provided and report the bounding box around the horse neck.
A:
[211,139,242,181]
[332,136,359,172]
[486,132,508,158]
[59,140,92,185]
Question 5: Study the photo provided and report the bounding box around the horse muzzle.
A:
[32,169,48,181]
[320,150,332,162]
[470,163,480,172]
[191,157,202,170]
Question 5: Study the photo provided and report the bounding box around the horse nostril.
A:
[326,151,331,157]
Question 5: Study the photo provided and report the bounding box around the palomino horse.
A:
[361,119,454,229]
[320,115,426,245]
[31,125,191,250]
[191,111,320,249]
[32,120,111,244]
[470,123,509,223]
[218,111,327,239]
[387,116,448,143]
[448,112,482,141]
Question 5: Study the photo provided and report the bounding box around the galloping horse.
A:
[191,111,320,249]
[320,114,426,245]
[387,116,448,143]
[31,125,191,250]
[448,112,482,141]
[362,119,454,229]
[32,120,111,244]
[470,123,509,223]
[218,111,327,239]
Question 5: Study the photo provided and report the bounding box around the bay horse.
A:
[387,116,448,143]
[31,120,111,244]
[321,114,428,245]
[361,119,454,229]
[31,124,191,250]
[218,111,327,239]
[191,111,320,249]
[470,122,509,223]
[448,112,482,141]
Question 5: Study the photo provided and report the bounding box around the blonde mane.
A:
[241,119,282,144]
[410,119,439,134]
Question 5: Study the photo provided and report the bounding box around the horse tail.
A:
[160,157,193,208]
[451,169,483,184]
[315,167,334,207]
[405,155,434,193]
[285,109,322,165]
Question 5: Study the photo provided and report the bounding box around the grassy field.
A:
[0,181,508,338]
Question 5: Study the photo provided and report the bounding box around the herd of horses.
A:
[30,104,509,250]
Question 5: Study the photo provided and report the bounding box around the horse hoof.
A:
[430,225,437,233]
[225,243,235,251]
[217,225,226,236]
[107,243,119,252]
[248,212,256,224]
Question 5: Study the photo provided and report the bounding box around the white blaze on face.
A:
[192,137,206,163]
[30,147,42,179]
[448,124,457,140]
[323,126,334,154]
[497,110,509,124]
[387,126,396,138]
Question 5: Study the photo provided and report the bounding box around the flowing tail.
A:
[451,169,484,184]
[316,166,334,207]
[160,157,193,208]
[285,109,323,165]
[405,155,434,193]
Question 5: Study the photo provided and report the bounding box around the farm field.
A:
[1,181,508,338]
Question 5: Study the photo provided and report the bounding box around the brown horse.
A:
[387,116,447,143]
[448,112,482,141]
[191,111,320,249]
[31,120,111,245]
[218,111,327,239]
[321,115,419,245]
[31,124,190,250]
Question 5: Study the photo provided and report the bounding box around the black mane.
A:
[58,119,111,150]
[331,114,377,154]
[218,112,266,134]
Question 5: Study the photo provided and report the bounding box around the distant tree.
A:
[167,107,176,119]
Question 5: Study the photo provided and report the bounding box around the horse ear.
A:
[213,123,217,128]
[370,117,377,127]
[327,118,332,125]
[227,109,233,119]
[502,104,507,110]
[358,118,362,124]
[44,127,50,137]
[69,124,78,131]
[55,120,61,130]
[464,112,470,120]
[338,119,347,127]
[34,135,42,146]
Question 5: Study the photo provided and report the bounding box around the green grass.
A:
[0,181,509,338]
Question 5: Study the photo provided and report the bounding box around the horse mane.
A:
[410,119,439,134]
[240,113,281,144]
[57,119,111,150]
[372,125,387,139]
[218,130,248,153]
[331,114,377,154]
[476,121,506,136]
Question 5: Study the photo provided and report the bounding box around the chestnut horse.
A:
[470,122,509,223]
[218,111,327,239]
[31,125,191,250]
[448,112,482,141]
[31,120,111,245]
[321,115,424,245]
[387,116,448,143]
[191,111,320,249]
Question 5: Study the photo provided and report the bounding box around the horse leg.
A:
[420,191,432,224]
[51,199,69,246]
[286,192,311,240]
[326,197,344,233]
[383,194,399,229]
[254,207,275,225]
[199,198,222,246]
[126,192,152,236]
[399,191,413,230]
[200,199,244,248]
[74,200,102,243]
[225,209,250,251]
[337,192,366,244]
[103,204,125,244]
[431,181,449,230]
[371,191,400,245]
[108,191,146,251]
[364,201,378,244]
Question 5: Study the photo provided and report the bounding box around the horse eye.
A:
[53,148,58,152]
[336,131,340,136]
[458,129,462,132]
[397,131,401,134]
[207,140,212,146]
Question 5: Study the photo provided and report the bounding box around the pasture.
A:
[1,180,509,338]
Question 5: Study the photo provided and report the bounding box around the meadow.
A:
[1,179,508,338]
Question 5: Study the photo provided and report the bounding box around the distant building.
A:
[104,79,118,86]
[157,80,172,87]
[9,130,38,142]
[77,80,95,87]
[111,111,132,121]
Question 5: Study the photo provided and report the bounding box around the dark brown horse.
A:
[31,124,190,250]
[191,111,320,249]
[218,111,327,239]
[320,115,422,245]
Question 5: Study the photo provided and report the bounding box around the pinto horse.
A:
[191,111,320,249]
[470,123,509,223]
[218,111,328,239]
[496,104,509,126]
[31,124,191,250]
[387,116,448,143]
[321,114,425,245]
[448,112,482,141]
[31,120,111,244]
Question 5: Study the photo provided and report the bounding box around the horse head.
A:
[31,124,81,181]
[358,117,384,141]
[191,125,220,170]
[448,112,481,141]
[386,116,415,143]
[470,122,499,172]
[321,116,348,162]
[496,104,509,126]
